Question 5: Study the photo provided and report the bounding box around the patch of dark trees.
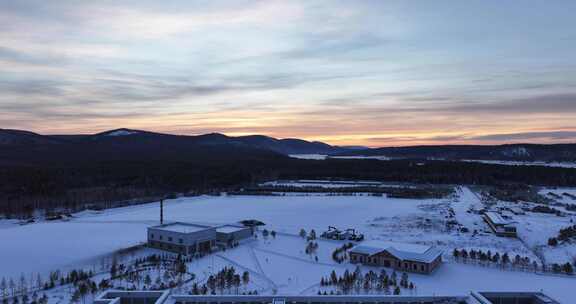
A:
[548,224,576,247]
[1,154,575,218]
[236,185,454,199]
[485,184,550,204]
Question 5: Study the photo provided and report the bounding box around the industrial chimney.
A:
[160,199,164,225]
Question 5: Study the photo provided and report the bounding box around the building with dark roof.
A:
[349,241,442,274]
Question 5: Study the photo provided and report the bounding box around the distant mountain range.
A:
[1,128,575,164]
[0,128,356,165]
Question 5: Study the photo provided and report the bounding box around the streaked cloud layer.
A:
[1,0,575,146]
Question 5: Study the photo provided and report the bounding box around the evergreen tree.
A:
[400,273,408,288]
[110,262,117,278]
[242,271,250,286]
[563,262,574,274]
[548,237,558,246]
[0,278,7,299]
[452,248,459,259]
[144,275,152,287]
[8,279,15,297]
[502,253,510,265]
[309,229,317,240]
[18,274,26,296]
[36,274,42,290]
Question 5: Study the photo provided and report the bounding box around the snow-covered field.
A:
[1,188,576,303]
[540,188,576,205]
[461,159,576,168]
[289,154,576,168]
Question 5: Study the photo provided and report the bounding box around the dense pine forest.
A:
[1,156,575,218]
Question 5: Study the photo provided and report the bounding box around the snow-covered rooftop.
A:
[350,240,442,263]
[216,225,246,233]
[484,211,511,226]
[151,222,213,234]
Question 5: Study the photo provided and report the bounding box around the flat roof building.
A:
[148,222,254,255]
[349,241,443,274]
[148,222,217,255]
[216,225,253,245]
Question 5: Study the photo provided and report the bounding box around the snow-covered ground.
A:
[1,188,576,303]
[289,154,328,160]
[539,188,576,205]
[461,159,576,168]
[288,154,576,168]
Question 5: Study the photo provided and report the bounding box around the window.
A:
[159,235,163,240]
[168,237,173,242]
[420,265,425,271]
[150,234,154,239]
[179,238,183,244]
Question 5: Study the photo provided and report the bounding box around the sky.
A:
[1,0,575,147]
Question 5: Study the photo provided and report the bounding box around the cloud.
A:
[0,77,67,96]
[469,131,576,141]
[443,93,576,114]
[0,1,575,146]
[0,46,67,66]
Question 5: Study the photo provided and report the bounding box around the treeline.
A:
[238,185,454,199]
[1,158,576,218]
[452,248,574,275]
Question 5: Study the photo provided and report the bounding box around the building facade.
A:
[216,225,253,245]
[148,223,217,255]
[95,291,560,304]
[349,241,443,274]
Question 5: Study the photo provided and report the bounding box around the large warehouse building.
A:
[349,241,443,274]
[147,222,253,255]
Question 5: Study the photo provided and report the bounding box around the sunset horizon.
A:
[2,0,575,146]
